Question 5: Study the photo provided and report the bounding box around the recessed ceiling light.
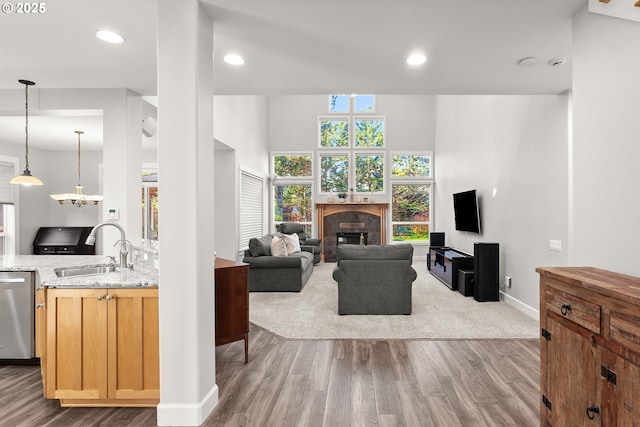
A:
[406,53,427,66]
[548,56,567,67]
[518,57,537,67]
[224,54,245,65]
[95,30,125,44]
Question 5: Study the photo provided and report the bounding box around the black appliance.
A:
[32,226,96,255]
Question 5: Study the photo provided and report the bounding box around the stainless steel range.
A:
[0,271,35,360]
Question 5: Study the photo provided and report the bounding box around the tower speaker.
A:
[429,232,445,247]
[473,242,499,302]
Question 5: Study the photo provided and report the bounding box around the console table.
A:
[214,257,249,363]
[428,247,474,291]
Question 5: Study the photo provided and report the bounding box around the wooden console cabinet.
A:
[428,247,473,291]
[215,257,249,363]
[538,267,640,426]
[44,287,159,407]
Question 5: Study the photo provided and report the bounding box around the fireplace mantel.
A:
[316,203,388,261]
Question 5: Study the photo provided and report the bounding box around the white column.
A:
[157,0,217,425]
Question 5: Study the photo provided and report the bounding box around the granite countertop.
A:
[0,255,158,289]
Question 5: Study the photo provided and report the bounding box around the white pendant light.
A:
[50,131,103,207]
[10,79,44,186]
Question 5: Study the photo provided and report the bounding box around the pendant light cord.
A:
[24,83,30,171]
[77,132,81,185]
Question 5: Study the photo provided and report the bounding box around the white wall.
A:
[434,95,569,316]
[571,8,640,276]
[213,95,270,259]
[268,95,436,255]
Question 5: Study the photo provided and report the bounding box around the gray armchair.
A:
[276,222,322,264]
[332,244,417,315]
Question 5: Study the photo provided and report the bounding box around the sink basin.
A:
[54,264,118,278]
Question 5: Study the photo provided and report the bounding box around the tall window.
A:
[319,95,385,194]
[390,152,432,242]
[272,153,313,234]
[240,168,264,249]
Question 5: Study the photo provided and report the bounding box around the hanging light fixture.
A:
[50,131,103,207]
[10,79,43,186]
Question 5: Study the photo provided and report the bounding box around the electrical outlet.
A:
[506,276,512,288]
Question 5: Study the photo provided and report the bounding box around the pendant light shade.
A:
[11,79,43,186]
[50,131,103,207]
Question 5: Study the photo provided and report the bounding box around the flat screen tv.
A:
[453,190,481,233]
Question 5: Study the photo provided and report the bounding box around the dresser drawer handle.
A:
[561,303,572,315]
[586,405,600,420]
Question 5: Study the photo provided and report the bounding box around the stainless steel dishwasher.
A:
[0,271,35,360]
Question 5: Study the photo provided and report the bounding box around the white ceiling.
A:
[0,0,590,151]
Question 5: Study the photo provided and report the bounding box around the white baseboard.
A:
[157,384,219,426]
[501,291,539,322]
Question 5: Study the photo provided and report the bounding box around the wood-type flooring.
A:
[0,324,540,426]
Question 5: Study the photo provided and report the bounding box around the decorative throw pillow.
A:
[270,234,288,257]
[283,233,301,255]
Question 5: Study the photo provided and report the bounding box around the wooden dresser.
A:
[215,257,249,363]
[537,267,640,426]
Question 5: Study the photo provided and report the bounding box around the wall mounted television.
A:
[453,189,481,234]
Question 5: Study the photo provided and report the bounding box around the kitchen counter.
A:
[0,255,158,288]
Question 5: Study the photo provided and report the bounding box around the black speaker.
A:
[473,242,499,302]
[458,269,474,297]
[429,232,445,247]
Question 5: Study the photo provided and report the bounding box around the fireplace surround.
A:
[316,203,388,262]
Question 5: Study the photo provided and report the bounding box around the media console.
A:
[428,247,474,291]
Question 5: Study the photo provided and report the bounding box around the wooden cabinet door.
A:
[215,264,248,344]
[107,288,159,400]
[543,317,600,427]
[601,350,640,426]
[45,288,108,400]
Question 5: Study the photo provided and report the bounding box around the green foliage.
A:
[355,119,384,147]
[274,185,312,223]
[320,155,349,192]
[274,155,312,177]
[320,120,349,147]
[355,154,384,192]
[391,155,430,177]
[392,184,430,221]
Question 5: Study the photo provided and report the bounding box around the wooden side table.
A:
[214,257,249,363]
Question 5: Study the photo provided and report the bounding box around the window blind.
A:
[0,161,16,204]
[239,169,264,250]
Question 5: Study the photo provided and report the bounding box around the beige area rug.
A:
[249,262,539,340]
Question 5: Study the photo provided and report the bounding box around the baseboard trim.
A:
[501,291,539,321]
[157,384,219,426]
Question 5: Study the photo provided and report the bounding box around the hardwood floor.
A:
[0,324,540,426]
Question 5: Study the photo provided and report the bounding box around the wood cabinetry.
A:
[538,267,640,426]
[215,258,249,363]
[44,287,159,407]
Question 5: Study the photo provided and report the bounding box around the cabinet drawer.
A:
[610,311,640,355]
[546,287,601,334]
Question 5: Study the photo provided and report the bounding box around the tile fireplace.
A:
[316,203,388,262]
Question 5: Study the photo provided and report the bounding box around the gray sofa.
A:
[243,234,314,292]
[276,222,322,264]
[332,244,417,315]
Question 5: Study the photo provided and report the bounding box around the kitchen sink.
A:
[54,264,118,278]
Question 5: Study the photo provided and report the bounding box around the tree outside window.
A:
[320,154,349,192]
[355,119,384,147]
[273,184,312,234]
[391,154,431,178]
[319,119,349,147]
[355,153,384,192]
[274,154,312,177]
[392,184,430,241]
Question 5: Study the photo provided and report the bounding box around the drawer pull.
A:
[586,405,600,420]
[561,303,572,315]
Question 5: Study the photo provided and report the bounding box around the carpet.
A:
[249,262,539,340]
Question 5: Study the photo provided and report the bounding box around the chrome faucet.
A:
[85,221,132,270]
